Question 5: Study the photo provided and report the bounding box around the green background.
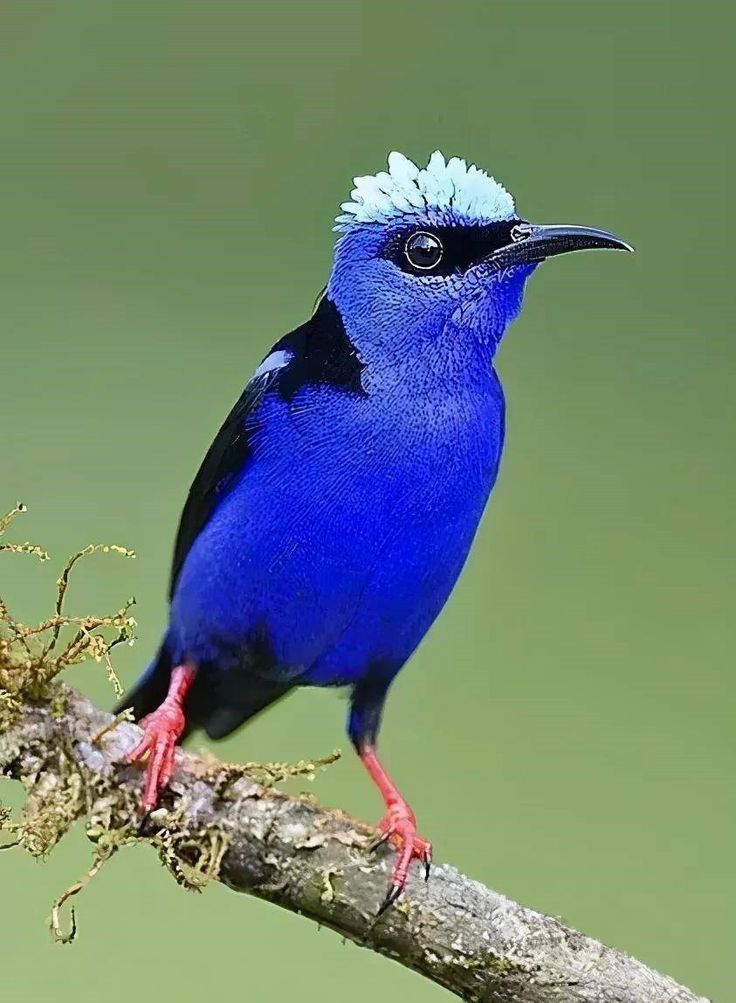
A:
[1,2,733,1000]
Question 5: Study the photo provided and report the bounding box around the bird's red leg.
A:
[359,744,432,913]
[124,663,196,814]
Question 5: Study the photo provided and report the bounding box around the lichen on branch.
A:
[0,503,136,711]
[0,504,339,942]
[0,503,140,923]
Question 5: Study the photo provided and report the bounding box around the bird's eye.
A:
[404,231,443,271]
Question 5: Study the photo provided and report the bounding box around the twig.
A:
[50,847,116,944]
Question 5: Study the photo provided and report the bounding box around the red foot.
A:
[124,664,195,813]
[374,803,432,914]
[358,743,432,913]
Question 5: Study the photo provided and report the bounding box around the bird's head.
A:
[327,152,631,373]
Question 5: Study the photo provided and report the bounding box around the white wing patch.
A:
[251,349,293,381]
[335,151,515,232]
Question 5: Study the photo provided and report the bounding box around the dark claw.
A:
[368,830,391,853]
[377,882,403,916]
[424,849,432,882]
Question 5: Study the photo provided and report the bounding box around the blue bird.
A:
[118,151,630,910]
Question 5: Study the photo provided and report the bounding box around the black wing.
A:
[168,369,272,597]
[167,296,365,598]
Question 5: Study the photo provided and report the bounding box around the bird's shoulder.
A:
[271,293,366,402]
[168,296,365,596]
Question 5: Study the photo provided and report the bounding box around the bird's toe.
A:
[373,807,432,915]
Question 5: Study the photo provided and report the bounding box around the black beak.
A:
[491,222,633,269]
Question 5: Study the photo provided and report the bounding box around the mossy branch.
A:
[0,507,710,1003]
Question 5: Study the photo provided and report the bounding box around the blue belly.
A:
[170,371,504,691]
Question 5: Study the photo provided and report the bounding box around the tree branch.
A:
[0,685,709,1003]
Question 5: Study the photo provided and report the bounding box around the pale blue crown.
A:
[334,151,516,232]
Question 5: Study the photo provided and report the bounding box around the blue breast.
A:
[170,360,504,691]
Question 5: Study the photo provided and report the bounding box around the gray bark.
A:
[0,685,710,1003]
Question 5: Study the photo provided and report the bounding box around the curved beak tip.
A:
[494,223,635,268]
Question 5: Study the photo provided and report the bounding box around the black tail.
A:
[189,672,294,740]
[115,640,293,741]
[114,642,172,721]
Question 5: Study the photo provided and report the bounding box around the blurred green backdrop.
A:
[1,2,733,1000]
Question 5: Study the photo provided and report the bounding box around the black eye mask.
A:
[383,220,522,277]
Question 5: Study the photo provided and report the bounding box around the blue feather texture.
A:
[119,151,630,900]
[126,155,537,742]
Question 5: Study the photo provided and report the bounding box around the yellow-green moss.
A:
[1,503,340,943]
